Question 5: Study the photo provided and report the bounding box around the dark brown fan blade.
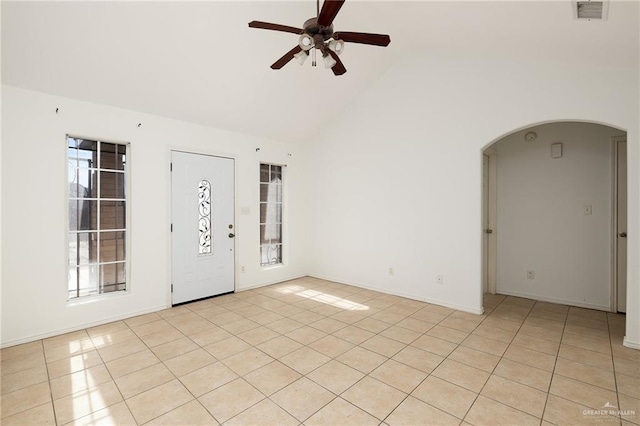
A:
[317,0,345,27]
[333,31,391,46]
[248,21,303,35]
[327,50,347,76]
[271,45,303,69]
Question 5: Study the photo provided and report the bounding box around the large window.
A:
[67,136,128,299]
[260,163,283,266]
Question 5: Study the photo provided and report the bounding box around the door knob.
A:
[485,229,493,234]
[619,232,627,238]
[228,233,235,238]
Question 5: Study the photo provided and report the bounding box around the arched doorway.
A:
[482,121,627,313]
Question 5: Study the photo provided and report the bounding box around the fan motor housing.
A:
[303,17,334,39]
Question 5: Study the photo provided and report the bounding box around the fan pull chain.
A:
[312,48,316,67]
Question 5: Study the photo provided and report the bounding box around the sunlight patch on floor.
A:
[277,286,369,311]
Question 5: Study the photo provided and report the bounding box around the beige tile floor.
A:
[1,277,638,425]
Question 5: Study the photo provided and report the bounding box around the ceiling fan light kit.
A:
[248,0,391,76]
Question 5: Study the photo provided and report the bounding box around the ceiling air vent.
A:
[574,0,609,21]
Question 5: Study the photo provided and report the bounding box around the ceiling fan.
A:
[248,0,391,76]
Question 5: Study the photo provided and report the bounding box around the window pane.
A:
[70,168,97,198]
[271,165,282,181]
[77,140,98,168]
[260,181,282,203]
[273,184,282,202]
[68,148,78,167]
[101,263,126,291]
[69,200,78,231]
[260,244,282,266]
[260,184,269,203]
[69,232,98,266]
[260,164,270,183]
[69,200,97,231]
[100,171,125,199]
[116,144,126,171]
[260,223,281,244]
[100,143,118,170]
[260,224,267,244]
[70,265,99,297]
[68,137,79,149]
[117,263,126,284]
[100,201,125,230]
[100,231,125,263]
[80,200,97,231]
[259,203,267,224]
[271,223,282,244]
[68,164,77,196]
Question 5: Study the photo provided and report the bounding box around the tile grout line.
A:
[538,299,569,426]
[608,312,623,425]
[459,296,537,425]
[43,339,59,426]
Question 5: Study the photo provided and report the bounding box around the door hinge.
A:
[171,284,173,293]
[170,223,173,232]
[170,162,173,172]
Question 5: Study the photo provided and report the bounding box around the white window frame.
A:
[66,135,130,300]
[259,163,284,267]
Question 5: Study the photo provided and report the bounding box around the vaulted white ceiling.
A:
[2,1,637,143]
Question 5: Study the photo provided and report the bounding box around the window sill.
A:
[66,289,129,307]
[260,263,285,271]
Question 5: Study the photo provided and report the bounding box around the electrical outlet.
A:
[436,275,444,284]
[388,267,394,276]
[527,270,535,280]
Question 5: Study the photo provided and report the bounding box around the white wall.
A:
[494,122,622,309]
[0,86,309,347]
[305,51,640,346]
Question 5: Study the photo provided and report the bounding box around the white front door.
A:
[171,151,235,305]
[616,139,627,313]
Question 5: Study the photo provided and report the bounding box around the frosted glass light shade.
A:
[323,53,337,69]
[328,39,344,55]
[298,34,313,51]
[293,50,309,65]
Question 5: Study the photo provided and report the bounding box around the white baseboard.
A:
[308,273,484,315]
[623,336,640,350]
[236,274,307,292]
[1,275,308,349]
[496,289,611,312]
[1,304,168,349]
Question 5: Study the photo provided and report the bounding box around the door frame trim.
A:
[611,136,626,312]
[169,149,237,307]
[483,147,498,295]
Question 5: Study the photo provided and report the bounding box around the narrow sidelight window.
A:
[260,163,283,266]
[67,136,128,299]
